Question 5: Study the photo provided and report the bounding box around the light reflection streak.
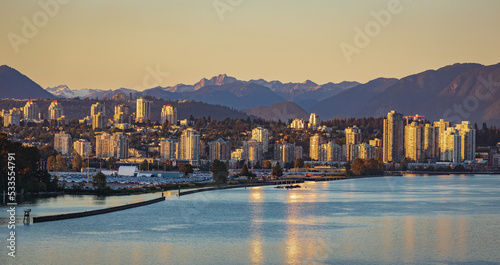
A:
[404,216,415,263]
[438,216,452,258]
[249,187,264,264]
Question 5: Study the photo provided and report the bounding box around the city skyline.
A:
[1,1,500,90]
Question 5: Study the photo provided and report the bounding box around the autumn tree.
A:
[72,153,83,172]
[272,163,283,177]
[294,158,304,168]
[55,154,68,171]
[210,159,228,184]
[140,159,149,171]
[92,172,108,191]
[179,163,194,176]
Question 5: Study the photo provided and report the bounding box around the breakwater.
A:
[33,196,165,223]
[179,181,304,196]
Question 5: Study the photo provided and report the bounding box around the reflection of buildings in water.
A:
[437,216,467,261]
[382,218,393,262]
[284,189,327,263]
[285,190,301,263]
[158,243,171,262]
[249,187,264,264]
[458,218,466,261]
[130,242,145,265]
[404,216,415,263]
[437,216,452,258]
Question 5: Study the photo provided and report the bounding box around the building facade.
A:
[455,121,476,161]
[440,128,461,163]
[274,142,295,164]
[95,132,129,159]
[73,139,91,157]
[160,138,178,160]
[48,100,64,120]
[180,128,200,166]
[345,125,362,145]
[161,104,177,126]
[252,127,269,153]
[383,110,405,163]
[91,102,106,130]
[23,100,39,121]
[54,131,72,155]
[209,138,231,161]
[114,104,132,124]
[136,98,152,123]
[310,133,322,160]
[308,113,320,130]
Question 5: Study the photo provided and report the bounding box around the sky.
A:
[1,0,500,91]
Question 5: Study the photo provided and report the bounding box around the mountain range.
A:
[1,63,500,125]
[0,65,56,99]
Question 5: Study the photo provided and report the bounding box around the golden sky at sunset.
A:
[1,0,499,90]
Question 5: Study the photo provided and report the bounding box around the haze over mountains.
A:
[1,63,500,125]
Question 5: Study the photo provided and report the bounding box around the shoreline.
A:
[8,172,499,202]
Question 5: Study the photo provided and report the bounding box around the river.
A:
[1,174,499,264]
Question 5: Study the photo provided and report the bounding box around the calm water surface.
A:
[1,175,500,264]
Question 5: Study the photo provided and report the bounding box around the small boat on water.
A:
[275,184,301,190]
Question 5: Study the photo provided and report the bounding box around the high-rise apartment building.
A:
[252,127,269,152]
[290,119,306,130]
[54,131,72,155]
[294,146,303,160]
[310,133,322,160]
[91,102,105,117]
[160,138,178,160]
[423,124,440,159]
[383,110,405,163]
[3,108,21,127]
[73,139,91,157]
[433,119,450,155]
[23,100,39,121]
[209,138,231,161]
[114,104,132,124]
[369,138,383,160]
[274,142,295,164]
[345,125,362,145]
[354,143,376,160]
[440,128,461,163]
[405,121,424,162]
[180,128,200,166]
[96,132,111,158]
[48,100,64,120]
[110,133,129,159]
[455,121,476,161]
[161,104,177,126]
[308,113,320,130]
[95,132,129,159]
[91,102,106,129]
[92,113,106,130]
[136,98,151,123]
[319,142,342,162]
[243,140,263,165]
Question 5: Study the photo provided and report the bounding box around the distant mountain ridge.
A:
[243,102,309,121]
[42,73,359,109]
[0,65,56,99]
[3,62,500,125]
